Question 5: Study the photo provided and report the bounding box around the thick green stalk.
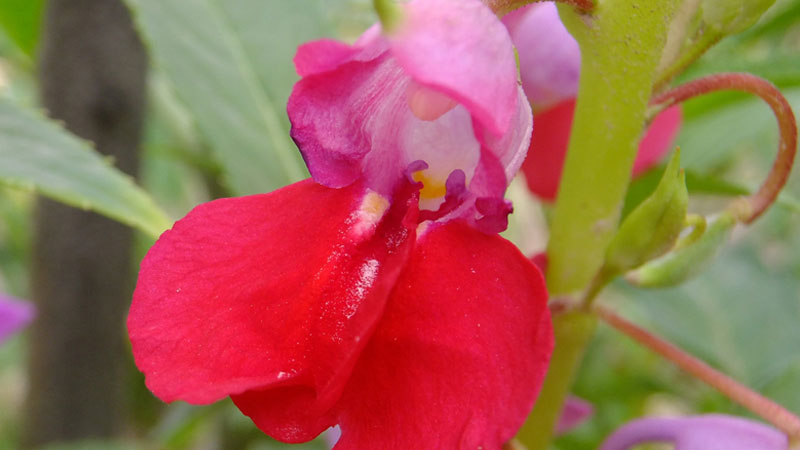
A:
[546,0,681,295]
[517,311,597,449]
[519,1,680,449]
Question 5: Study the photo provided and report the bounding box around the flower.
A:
[503,3,683,202]
[0,293,34,345]
[128,0,553,448]
[599,414,788,450]
[556,396,594,435]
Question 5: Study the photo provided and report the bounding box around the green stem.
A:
[523,1,680,448]
[516,310,597,449]
[653,29,723,93]
[487,0,595,17]
[546,0,681,295]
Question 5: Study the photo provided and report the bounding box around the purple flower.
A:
[557,396,594,435]
[0,293,34,344]
[600,414,788,450]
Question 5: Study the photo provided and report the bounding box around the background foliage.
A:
[0,0,798,449]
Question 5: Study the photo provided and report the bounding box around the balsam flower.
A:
[0,293,34,344]
[600,414,788,450]
[128,1,553,449]
[503,2,683,201]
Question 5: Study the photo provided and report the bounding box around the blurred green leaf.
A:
[0,99,173,237]
[671,88,800,178]
[0,0,43,57]
[618,211,800,414]
[624,166,800,218]
[124,0,337,195]
[683,0,800,87]
[40,441,144,450]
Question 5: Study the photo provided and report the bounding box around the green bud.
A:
[626,211,737,288]
[702,0,776,35]
[603,150,689,276]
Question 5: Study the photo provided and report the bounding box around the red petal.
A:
[632,105,682,175]
[128,179,418,442]
[333,222,553,450]
[521,99,575,202]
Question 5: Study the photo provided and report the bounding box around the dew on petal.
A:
[344,258,380,319]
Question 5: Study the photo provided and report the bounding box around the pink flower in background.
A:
[0,293,34,344]
[600,415,788,450]
[556,396,594,435]
[129,1,553,449]
[504,3,682,202]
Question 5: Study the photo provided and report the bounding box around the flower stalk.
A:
[516,310,597,449]
[596,306,800,442]
[651,73,798,224]
[517,1,681,448]
[546,0,681,295]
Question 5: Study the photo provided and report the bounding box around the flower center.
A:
[411,170,448,199]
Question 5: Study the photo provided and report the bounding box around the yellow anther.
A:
[412,171,448,200]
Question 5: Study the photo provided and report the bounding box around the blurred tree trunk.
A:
[23,0,147,446]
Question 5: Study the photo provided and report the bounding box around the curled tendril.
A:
[651,73,798,224]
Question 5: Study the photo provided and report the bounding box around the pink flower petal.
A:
[390,0,519,136]
[556,396,594,435]
[504,3,581,111]
[332,221,553,449]
[128,179,418,442]
[632,105,683,175]
[600,415,788,450]
[289,0,530,231]
[0,294,34,344]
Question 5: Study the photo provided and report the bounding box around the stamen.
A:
[418,170,468,223]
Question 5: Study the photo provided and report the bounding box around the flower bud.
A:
[702,0,776,35]
[626,211,737,288]
[604,150,688,276]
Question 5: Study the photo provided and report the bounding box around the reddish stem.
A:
[488,0,594,17]
[596,306,800,440]
[651,73,798,224]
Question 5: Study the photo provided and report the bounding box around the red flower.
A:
[128,1,553,448]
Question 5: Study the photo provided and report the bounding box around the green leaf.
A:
[618,208,800,414]
[0,99,172,237]
[702,0,777,35]
[124,0,336,195]
[0,0,43,57]
[683,1,800,87]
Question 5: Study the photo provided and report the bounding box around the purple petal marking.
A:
[418,169,468,223]
[556,396,594,435]
[323,425,342,449]
[600,415,788,450]
[0,293,35,344]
